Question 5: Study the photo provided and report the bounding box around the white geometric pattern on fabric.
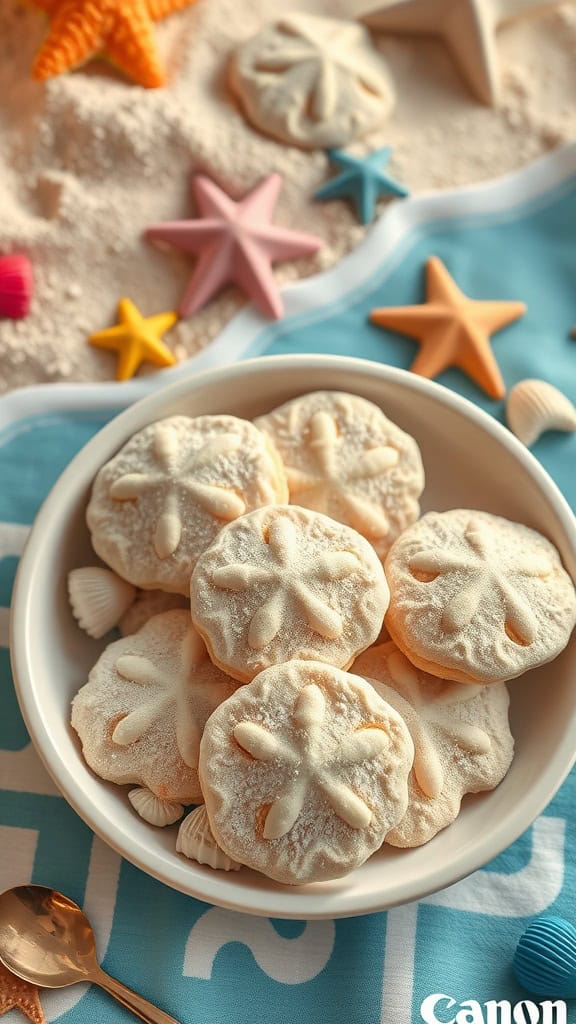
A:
[0,743,59,797]
[0,826,38,892]
[0,523,29,560]
[184,912,336,983]
[379,815,566,1024]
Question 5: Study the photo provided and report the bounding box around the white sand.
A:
[1,0,576,392]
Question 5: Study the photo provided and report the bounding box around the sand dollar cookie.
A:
[87,414,287,594]
[229,14,395,150]
[385,510,576,684]
[119,588,189,636]
[199,661,414,884]
[353,642,514,846]
[191,504,389,681]
[71,610,239,816]
[255,391,424,558]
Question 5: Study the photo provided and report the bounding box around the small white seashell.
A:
[68,566,136,639]
[176,806,242,871]
[506,379,576,448]
[128,787,184,827]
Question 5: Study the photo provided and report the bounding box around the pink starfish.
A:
[145,173,323,319]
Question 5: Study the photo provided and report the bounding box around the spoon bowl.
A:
[0,885,96,988]
[0,885,181,1024]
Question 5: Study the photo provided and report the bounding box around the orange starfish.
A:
[0,961,45,1024]
[369,256,526,399]
[30,0,198,88]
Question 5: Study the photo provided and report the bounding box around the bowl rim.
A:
[10,353,576,918]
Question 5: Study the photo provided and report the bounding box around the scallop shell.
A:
[0,254,33,319]
[506,379,576,447]
[176,806,241,871]
[128,787,184,827]
[68,566,136,638]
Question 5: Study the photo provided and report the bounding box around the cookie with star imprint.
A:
[199,660,414,884]
[86,414,288,594]
[353,642,514,846]
[190,504,390,682]
[255,391,424,558]
[71,610,239,818]
[384,509,576,684]
[229,13,395,150]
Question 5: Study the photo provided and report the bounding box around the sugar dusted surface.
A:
[256,390,424,558]
[87,414,285,594]
[2,0,576,390]
[190,504,390,681]
[385,509,576,685]
[71,610,239,803]
[199,661,414,884]
[119,588,190,635]
[352,642,514,846]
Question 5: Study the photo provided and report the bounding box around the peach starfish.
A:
[30,0,198,88]
[370,257,526,399]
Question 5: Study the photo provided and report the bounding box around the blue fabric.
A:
[1,174,576,1024]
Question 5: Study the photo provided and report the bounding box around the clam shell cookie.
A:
[87,415,288,595]
[255,391,424,558]
[353,643,514,847]
[385,510,576,685]
[71,610,239,811]
[190,504,390,682]
[199,661,414,884]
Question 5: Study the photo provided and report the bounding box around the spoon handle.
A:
[91,966,182,1024]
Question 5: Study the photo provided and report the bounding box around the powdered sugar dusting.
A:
[199,661,414,883]
[190,504,390,680]
[256,391,424,557]
[70,609,239,803]
[352,641,514,847]
[87,414,286,594]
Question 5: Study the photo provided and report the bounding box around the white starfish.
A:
[362,0,564,106]
[379,648,490,799]
[256,13,389,121]
[111,627,210,767]
[110,422,246,560]
[285,410,399,539]
[211,513,361,649]
[409,517,552,644]
[234,682,390,838]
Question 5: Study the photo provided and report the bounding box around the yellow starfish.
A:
[30,0,198,88]
[89,298,178,380]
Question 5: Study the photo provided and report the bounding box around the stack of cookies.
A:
[68,392,576,885]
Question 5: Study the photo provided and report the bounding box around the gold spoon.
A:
[0,885,181,1024]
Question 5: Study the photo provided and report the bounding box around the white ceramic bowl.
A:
[10,355,576,919]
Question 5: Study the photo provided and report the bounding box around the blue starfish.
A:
[314,147,409,225]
